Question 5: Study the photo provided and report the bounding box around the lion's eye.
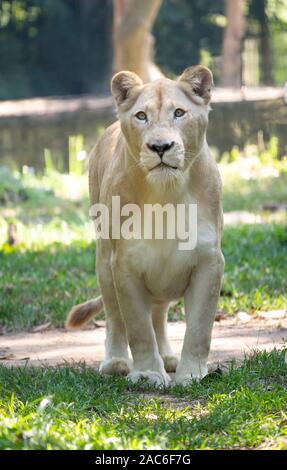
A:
[135,111,147,121]
[174,108,186,118]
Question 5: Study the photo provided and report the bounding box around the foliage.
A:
[0,0,287,100]
[0,167,27,204]
[220,138,287,211]
[0,0,113,100]
[248,0,287,84]
[0,349,286,449]
[154,0,225,80]
[68,135,87,176]
[44,134,87,175]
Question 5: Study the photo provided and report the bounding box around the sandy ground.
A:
[0,317,286,370]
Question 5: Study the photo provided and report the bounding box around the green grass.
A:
[222,163,287,213]
[0,241,97,330]
[0,349,286,450]
[0,224,286,331]
[219,223,287,314]
[219,144,287,213]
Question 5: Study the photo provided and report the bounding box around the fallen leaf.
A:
[0,353,16,360]
[215,311,227,322]
[32,322,53,332]
[145,413,158,420]
[4,283,16,292]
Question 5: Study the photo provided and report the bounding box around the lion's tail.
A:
[65,296,104,330]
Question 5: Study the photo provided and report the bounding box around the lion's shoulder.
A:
[89,121,123,205]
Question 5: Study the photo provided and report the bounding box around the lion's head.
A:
[111,66,213,187]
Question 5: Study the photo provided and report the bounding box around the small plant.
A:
[44,148,56,172]
[220,136,283,165]
[43,135,87,175]
[68,135,87,176]
[0,167,27,204]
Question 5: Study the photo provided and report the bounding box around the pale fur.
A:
[66,66,224,387]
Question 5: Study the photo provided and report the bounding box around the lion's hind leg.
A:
[152,302,178,373]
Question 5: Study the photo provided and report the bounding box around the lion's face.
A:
[111,66,213,187]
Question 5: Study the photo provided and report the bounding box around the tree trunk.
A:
[113,0,163,82]
[259,0,273,85]
[80,0,113,94]
[220,0,246,87]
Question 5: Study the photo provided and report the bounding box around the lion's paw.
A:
[173,374,197,387]
[127,370,171,388]
[99,357,131,376]
[163,355,178,373]
[174,358,208,386]
[174,368,208,387]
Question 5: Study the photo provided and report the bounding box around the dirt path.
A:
[0,317,286,369]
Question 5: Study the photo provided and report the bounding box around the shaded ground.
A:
[1,317,286,370]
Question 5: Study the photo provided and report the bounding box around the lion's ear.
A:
[111,71,143,107]
[178,66,213,104]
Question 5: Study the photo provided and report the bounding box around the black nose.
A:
[147,141,174,158]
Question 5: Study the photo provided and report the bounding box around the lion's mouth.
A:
[150,162,178,171]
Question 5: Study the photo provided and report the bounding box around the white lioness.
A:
[66,65,224,387]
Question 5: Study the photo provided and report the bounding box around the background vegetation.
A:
[0,0,287,100]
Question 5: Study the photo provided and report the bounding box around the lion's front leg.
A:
[111,256,170,388]
[175,250,224,386]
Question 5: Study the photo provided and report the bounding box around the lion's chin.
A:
[146,165,183,187]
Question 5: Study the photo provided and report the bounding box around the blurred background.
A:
[0,0,286,331]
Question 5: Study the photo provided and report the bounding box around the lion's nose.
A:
[147,141,174,158]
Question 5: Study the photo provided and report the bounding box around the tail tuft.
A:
[65,296,104,330]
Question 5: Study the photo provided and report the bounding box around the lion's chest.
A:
[116,196,217,301]
[126,238,197,300]
[124,216,217,301]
